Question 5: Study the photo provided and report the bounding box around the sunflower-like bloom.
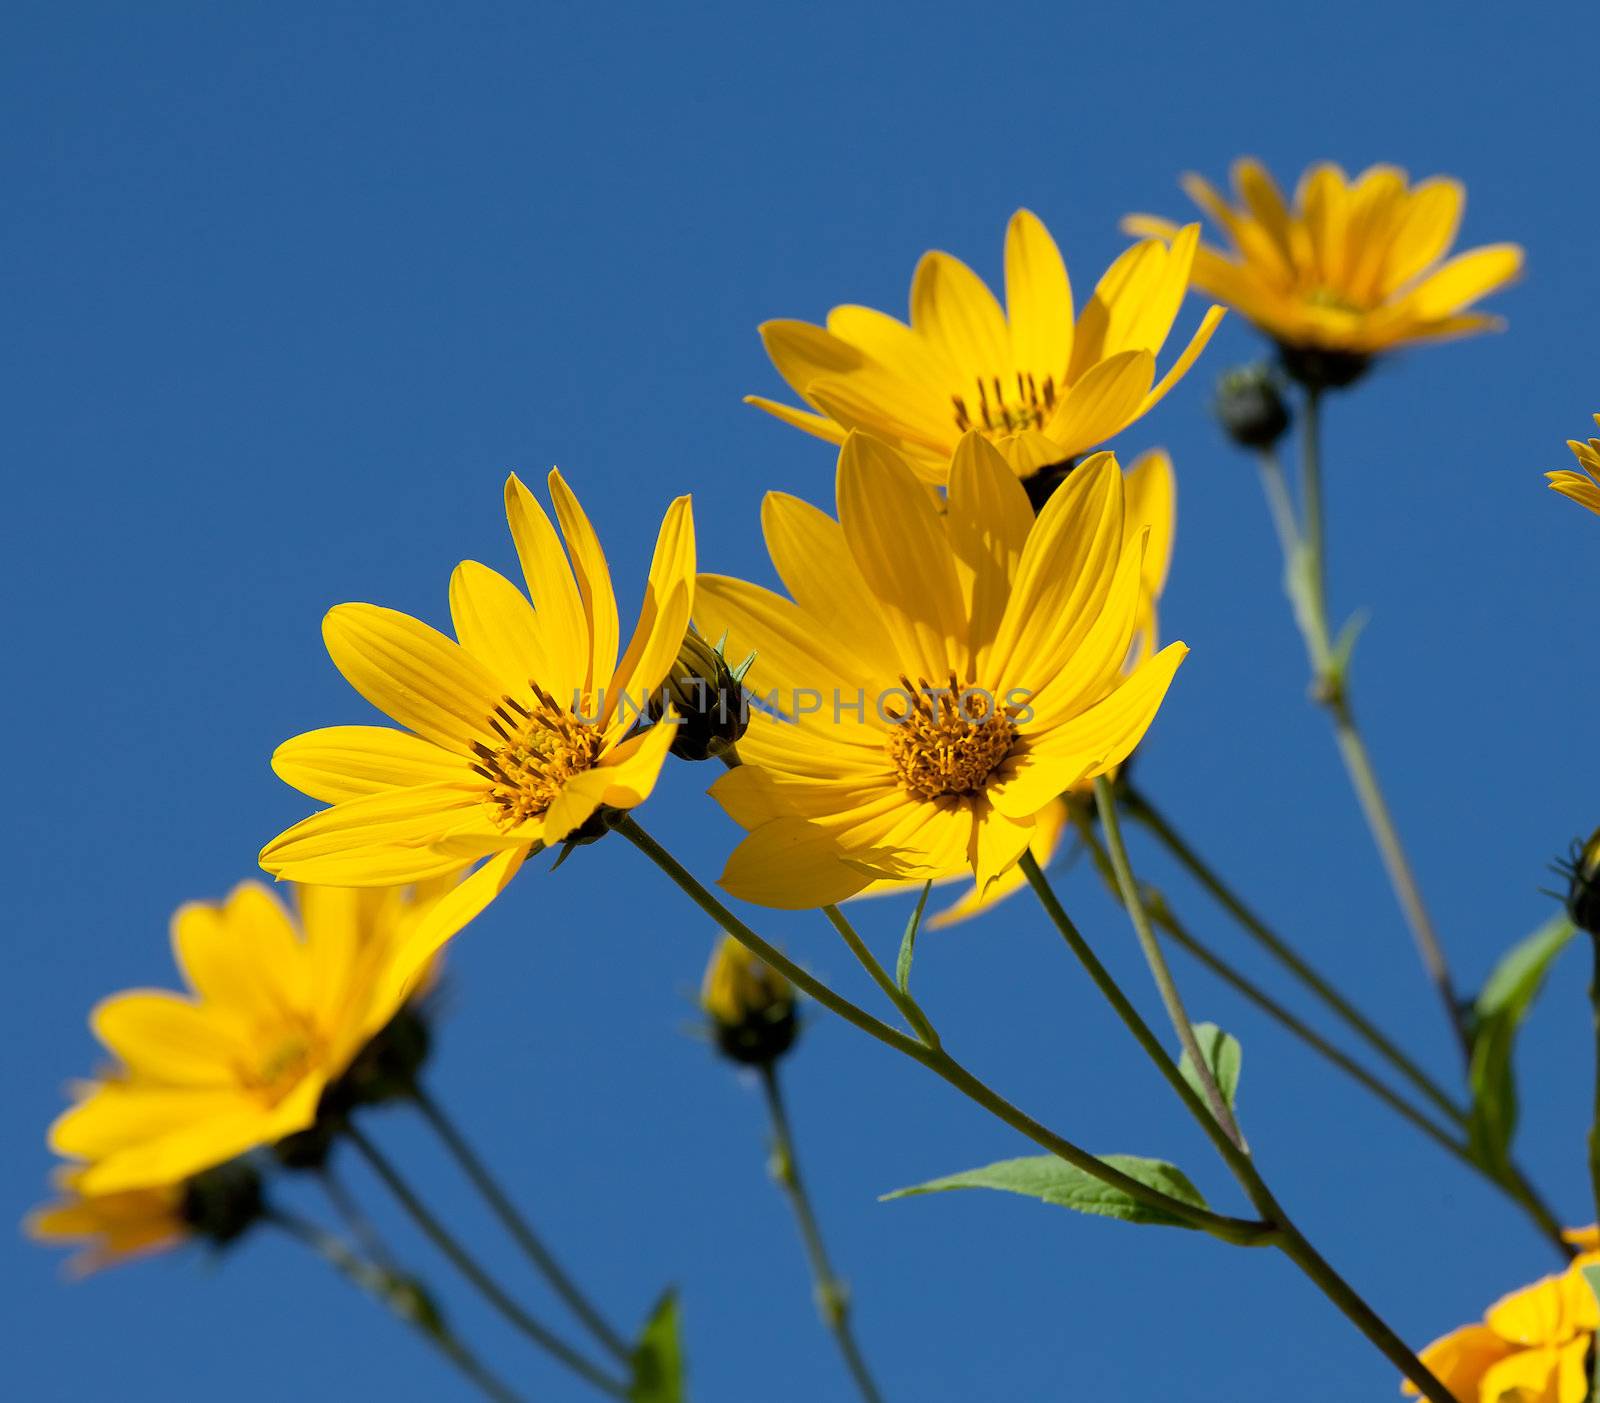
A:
[928,447,1176,928]
[1403,1237,1600,1401]
[26,1169,188,1276]
[746,210,1223,483]
[261,470,694,929]
[48,881,468,1193]
[1126,159,1522,367]
[1547,416,1600,518]
[695,430,1186,908]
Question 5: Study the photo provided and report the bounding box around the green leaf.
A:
[896,881,932,996]
[1179,1022,1242,1116]
[881,1153,1209,1229]
[1583,1263,1600,1312]
[629,1290,684,1403]
[1466,913,1577,1175]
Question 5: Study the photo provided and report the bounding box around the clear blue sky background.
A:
[6,3,1599,1399]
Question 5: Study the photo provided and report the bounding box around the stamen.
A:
[479,691,603,828]
[885,675,1017,802]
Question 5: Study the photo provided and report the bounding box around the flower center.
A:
[1305,285,1364,314]
[238,1023,322,1106]
[951,372,1057,436]
[470,683,605,829]
[884,675,1018,802]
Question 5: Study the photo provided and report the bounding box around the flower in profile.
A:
[48,881,471,1193]
[1404,1236,1600,1402]
[261,470,694,936]
[747,210,1223,483]
[696,430,1186,908]
[927,447,1176,927]
[1126,159,1522,382]
[1546,416,1600,518]
[27,1157,265,1277]
[701,935,798,1066]
[26,1170,188,1276]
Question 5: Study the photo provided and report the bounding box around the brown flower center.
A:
[884,675,1018,802]
[951,372,1057,436]
[470,683,604,829]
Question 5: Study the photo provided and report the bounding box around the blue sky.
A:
[6,2,1599,1399]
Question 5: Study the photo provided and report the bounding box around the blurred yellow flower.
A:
[1404,1240,1600,1402]
[49,882,466,1193]
[928,447,1175,927]
[747,210,1223,482]
[1546,416,1600,517]
[26,1168,187,1276]
[1126,159,1522,361]
[262,470,695,936]
[701,935,798,1066]
[696,430,1186,908]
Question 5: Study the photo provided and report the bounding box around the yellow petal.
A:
[744,393,849,444]
[1402,243,1523,320]
[90,992,247,1085]
[1004,209,1073,378]
[547,467,620,697]
[1380,177,1464,293]
[759,319,876,403]
[1485,1271,1566,1346]
[609,495,695,720]
[719,817,880,909]
[1124,449,1176,601]
[449,560,547,688]
[323,604,503,753]
[260,784,488,886]
[825,304,957,387]
[272,725,470,804]
[1407,1323,1514,1399]
[504,473,586,701]
[1138,305,1225,416]
[945,430,1034,676]
[1044,349,1155,458]
[932,798,1070,929]
[909,250,1010,376]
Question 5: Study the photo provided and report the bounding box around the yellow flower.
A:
[1126,159,1522,361]
[1546,416,1600,517]
[696,430,1186,908]
[261,470,695,936]
[48,881,467,1193]
[26,1168,188,1276]
[746,210,1223,483]
[1405,1245,1600,1402]
[927,447,1176,927]
[701,935,798,1066]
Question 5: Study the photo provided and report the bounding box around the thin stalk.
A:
[614,814,1270,1245]
[1071,809,1571,1259]
[759,1062,886,1403]
[1065,792,1454,1403]
[343,1120,629,1399]
[321,1162,396,1270]
[1261,397,1470,1066]
[1092,779,1244,1149]
[1121,785,1464,1125]
[1256,449,1300,563]
[269,1209,527,1403]
[822,903,940,1047]
[409,1084,631,1365]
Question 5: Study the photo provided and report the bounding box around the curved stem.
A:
[269,1210,528,1403]
[409,1084,631,1364]
[614,814,1269,1245]
[1092,779,1245,1150]
[343,1120,629,1399]
[1121,785,1464,1125]
[822,903,940,1047]
[321,1162,396,1270]
[759,1063,887,1403]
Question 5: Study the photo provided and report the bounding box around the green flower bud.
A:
[652,627,754,762]
[1560,829,1600,937]
[1214,365,1291,449]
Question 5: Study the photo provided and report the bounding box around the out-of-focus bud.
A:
[179,1158,264,1247]
[702,935,798,1066]
[1561,828,1600,937]
[651,627,754,762]
[1214,364,1291,449]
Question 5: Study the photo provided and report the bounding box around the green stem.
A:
[614,814,1269,1246]
[343,1120,629,1399]
[822,903,940,1047]
[320,1162,396,1270]
[1071,807,1572,1259]
[759,1062,887,1403]
[1060,789,1452,1403]
[1264,399,1471,1067]
[1092,779,1245,1149]
[409,1084,632,1364]
[1120,785,1464,1125]
[269,1210,527,1403]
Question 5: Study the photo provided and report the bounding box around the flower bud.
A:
[1562,829,1600,937]
[1276,342,1371,392]
[702,935,798,1066]
[651,627,754,762]
[179,1158,264,1247]
[1214,365,1291,449]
